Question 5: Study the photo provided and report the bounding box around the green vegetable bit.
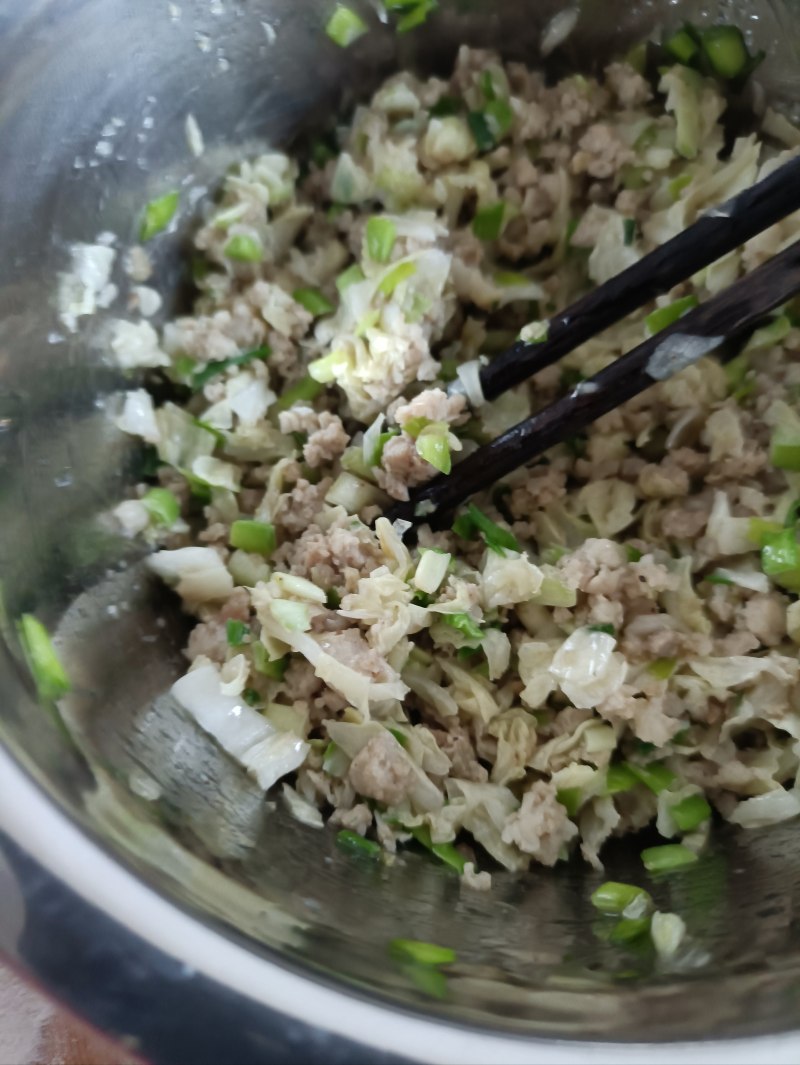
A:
[378,260,416,296]
[293,288,335,317]
[604,763,639,795]
[608,916,652,944]
[416,430,451,474]
[668,173,692,202]
[394,0,437,34]
[18,614,71,701]
[622,218,636,246]
[770,426,800,471]
[406,824,466,874]
[336,263,366,292]
[627,760,676,794]
[704,571,733,586]
[440,612,484,644]
[252,643,288,680]
[226,619,249,646]
[472,202,506,241]
[366,217,397,263]
[467,111,496,152]
[141,487,180,527]
[452,503,521,554]
[670,794,712,832]
[701,25,749,79]
[325,4,368,47]
[229,519,277,557]
[336,829,381,858]
[642,843,699,873]
[140,190,180,241]
[389,938,457,967]
[664,27,699,65]
[760,528,800,592]
[556,787,583,817]
[645,295,699,335]
[647,657,677,680]
[587,623,616,636]
[591,881,652,916]
[429,95,462,117]
[274,375,324,411]
[224,234,263,262]
[188,344,270,391]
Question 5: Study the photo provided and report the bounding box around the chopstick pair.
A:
[386,153,800,528]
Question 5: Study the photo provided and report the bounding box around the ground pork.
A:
[392,388,468,428]
[571,123,633,179]
[431,726,488,782]
[329,803,373,835]
[501,781,579,866]
[603,61,652,108]
[348,732,414,807]
[318,628,394,680]
[277,521,383,592]
[461,861,492,891]
[596,685,682,745]
[375,433,437,501]
[275,478,331,534]
[739,594,786,647]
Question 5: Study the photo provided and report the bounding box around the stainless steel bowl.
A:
[1,2,800,1061]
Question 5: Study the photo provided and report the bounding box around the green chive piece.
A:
[645,294,699,334]
[325,588,342,609]
[18,615,71,701]
[224,234,263,262]
[293,288,335,317]
[747,517,783,546]
[647,657,677,680]
[226,619,249,646]
[623,218,636,246]
[252,642,288,680]
[467,111,495,152]
[626,545,643,562]
[416,431,451,474]
[669,794,712,832]
[141,487,180,527]
[140,190,180,241]
[325,4,368,47]
[366,217,397,263]
[189,344,271,391]
[229,520,277,557]
[472,202,506,241]
[378,260,416,296]
[452,503,521,554]
[627,761,676,795]
[370,429,400,466]
[642,843,699,872]
[429,95,462,117]
[770,427,800,471]
[407,824,466,874]
[389,938,456,967]
[668,173,692,201]
[243,687,262,706]
[761,528,800,592]
[604,763,639,795]
[591,882,650,916]
[395,0,437,33]
[402,962,448,999]
[275,375,324,411]
[701,25,748,79]
[556,787,583,817]
[484,98,513,141]
[608,916,652,943]
[336,263,366,293]
[587,623,616,637]
[704,571,734,586]
[337,829,381,858]
[440,612,483,644]
[664,27,700,65]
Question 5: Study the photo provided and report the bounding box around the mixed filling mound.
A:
[113,45,800,888]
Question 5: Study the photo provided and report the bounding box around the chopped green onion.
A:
[647,657,677,680]
[401,962,448,999]
[484,98,513,141]
[229,519,277,557]
[395,0,437,34]
[140,190,180,241]
[189,344,270,391]
[224,234,263,262]
[587,623,616,636]
[429,95,462,117]
[378,260,416,296]
[452,503,521,554]
[275,375,324,411]
[622,218,636,246]
[669,794,712,832]
[700,25,749,79]
[472,202,506,241]
[337,829,381,858]
[591,881,653,916]
[416,430,452,474]
[556,787,583,817]
[388,726,409,748]
[608,916,652,944]
[467,111,495,152]
[389,938,456,967]
[402,416,431,439]
[642,843,699,872]
[724,352,749,394]
[336,263,366,292]
[494,270,532,287]
[17,614,71,701]
[704,570,734,586]
[541,545,568,565]
[226,619,249,646]
[604,763,639,795]
[440,612,483,644]
[664,27,700,65]
[293,288,335,317]
[252,643,289,680]
[366,217,397,263]
[325,4,368,47]
[243,688,262,706]
[761,528,800,592]
[326,588,342,609]
[370,429,399,466]
[747,517,782,546]
[406,824,466,874]
[645,295,699,335]
[141,487,180,527]
[627,761,676,794]
[668,173,692,201]
[626,545,643,562]
[770,426,800,471]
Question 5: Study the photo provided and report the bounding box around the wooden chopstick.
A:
[388,236,800,528]
[463,153,800,405]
